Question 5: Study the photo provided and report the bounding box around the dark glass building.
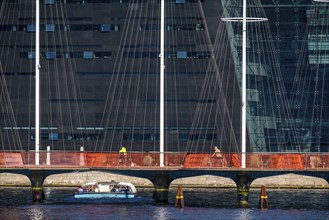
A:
[0,0,328,154]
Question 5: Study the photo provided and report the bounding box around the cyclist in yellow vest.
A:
[119,145,127,165]
[119,145,127,155]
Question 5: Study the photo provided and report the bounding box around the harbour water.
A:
[0,187,328,219]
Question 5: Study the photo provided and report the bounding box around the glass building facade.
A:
[0,0,328,154]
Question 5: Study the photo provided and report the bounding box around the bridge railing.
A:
[183,153,329,169]
[0,151,328,170]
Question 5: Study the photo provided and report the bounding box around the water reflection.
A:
[0,187,328,220]
[27,206,45,220]
[235,208,253,220]
[153,206,170,220]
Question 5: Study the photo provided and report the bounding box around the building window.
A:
[45,0,55,4]
[309,54,329,64]
[195,24,203,31]
[26,24,36,32]
[28,51,36,59]
[46,52,56,59]
[177,51,187,59]
[83,51,93,59]
[101,24,111,32]
[114,24,120,31]
[103,52,111,58]
[176,0,186,3]
[48,133,58,141]
[46,24,55,32]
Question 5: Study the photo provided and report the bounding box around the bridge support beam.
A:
[151,171,172,203]
[28,170,47,202]
[234,172,253,207]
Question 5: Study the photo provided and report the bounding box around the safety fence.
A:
[0,151,328,170]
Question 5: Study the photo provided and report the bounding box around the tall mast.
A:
[35,0,40,165]
[221,0,267,168]
[159,0,165,167]
[241,0,247,168]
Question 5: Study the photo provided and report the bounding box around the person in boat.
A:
[110,186,116,192]
[94,184,100,192]
[123,186,130,193]
[109,184,116,192]
[119,145,127,164]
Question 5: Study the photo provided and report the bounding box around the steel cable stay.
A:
[291,1,329,157]
[183,2,218,155]
[49,1,87,165]
[96,2,140,153]
[216,0,306,168]
[181,0,241,168]
[0,1,23,153]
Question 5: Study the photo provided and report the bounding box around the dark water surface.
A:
[0,187,328,219]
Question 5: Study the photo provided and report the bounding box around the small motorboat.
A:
[74,180,137,199]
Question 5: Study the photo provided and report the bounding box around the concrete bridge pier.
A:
[28,170,47,202]
[234,172,253,207]
[150,171,173,203]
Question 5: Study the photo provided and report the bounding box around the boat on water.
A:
[74,181,137,199]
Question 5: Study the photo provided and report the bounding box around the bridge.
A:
[1,151,328,206]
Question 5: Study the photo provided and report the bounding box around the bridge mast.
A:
[159,0,165,167]
[241,0,247,168]
[35,0,40,165]
[222,0,267,168]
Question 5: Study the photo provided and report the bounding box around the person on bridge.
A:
[212,146,223,158]
[119,145,127,165]
[212,146,225,166]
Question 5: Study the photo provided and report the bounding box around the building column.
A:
[151,171,172,203]
[234,172,253,207]
[28,170,47,202]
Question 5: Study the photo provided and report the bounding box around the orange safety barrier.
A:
[85,153,118,167]
[230,154,241,168]
[22,152,84,166]
[322,155,329,168]
[83,152,186,167]
[183,153,238,168]
[164,153,186,166]
[49,152,83,166]
[271,154,304,169]
[130,152,159,167]
[0,151,329,170]
[183,153,211,167]
[0,152,24,167]
[306,154,328,169]
[246,154,275,168]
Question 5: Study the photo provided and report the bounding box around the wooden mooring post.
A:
[175,185,184,208]
[259,185,269,209]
